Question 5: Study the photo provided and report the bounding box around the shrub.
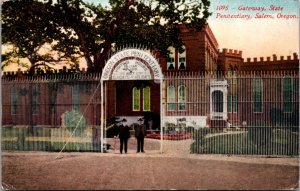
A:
[270,108,284,126]
[63,110,87,136]
[248,126,272,146]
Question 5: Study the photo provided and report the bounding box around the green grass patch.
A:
[191,128,299,156]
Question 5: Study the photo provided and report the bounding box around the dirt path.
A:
[2,138,299,190]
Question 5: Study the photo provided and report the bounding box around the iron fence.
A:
[1,70,299,155]
[191,127,299,156]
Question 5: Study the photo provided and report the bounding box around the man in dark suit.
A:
[118,118,130,154]
[135,118,146,153]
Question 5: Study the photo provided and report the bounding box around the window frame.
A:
[167,85,176,111]
[132,87,141,111]
[143,86,151,111]
[178,85,186,111]
[252,78,263,113]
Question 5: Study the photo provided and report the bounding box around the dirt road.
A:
[2,139,299,190]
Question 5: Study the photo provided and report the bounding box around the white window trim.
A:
[167,85,176,111]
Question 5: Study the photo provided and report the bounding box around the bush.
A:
[270,108,284,126]
[63,110,87,136]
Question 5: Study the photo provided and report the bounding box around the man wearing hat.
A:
[118,118,130,154]
[135,118,146,153]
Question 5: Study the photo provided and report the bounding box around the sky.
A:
[3,0,299,71]
[86,0,299,59]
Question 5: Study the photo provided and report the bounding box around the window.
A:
[227,95,237,112]
[133,87,140,111]
[32,84,39,114]
[72,84,80,111]
[11,86,18,115]
[252,78,263,112]
[283,77,292,112]
[178,85,186,110]
[212,90,223,112]
[143,86,150,111]
[178,46,186,70]
[167,85,176,111]
[167,47,175,70]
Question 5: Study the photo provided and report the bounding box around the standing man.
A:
[118,118,130,154]
[135,118,146,153]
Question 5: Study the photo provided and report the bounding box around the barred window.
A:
[283,77,292,112]
[133,87,140,111]
[143,86,150,111]
[167,85,176,111]
[252,78,263,112]
[11,86,18,115]
[178,85,186,110]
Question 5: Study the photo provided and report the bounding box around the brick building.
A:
[1,24,299,130]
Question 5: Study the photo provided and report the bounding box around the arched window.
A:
[143,86,151,111]
[252,78,263,112]
[167,85,175,111]
[178,85,186,110]
[11,85,18,115]
[212,90,223,112]
[178,45,186,70]
[167,47,175,70]
[133,87,140,111]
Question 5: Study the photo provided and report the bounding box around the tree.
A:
[2,0,211,73]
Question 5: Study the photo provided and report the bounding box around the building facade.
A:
[1,24,299,130]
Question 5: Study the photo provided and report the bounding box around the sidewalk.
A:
[2,138,299,190]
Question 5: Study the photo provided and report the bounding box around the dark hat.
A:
[122,118,127,122]
[137,118,144,121]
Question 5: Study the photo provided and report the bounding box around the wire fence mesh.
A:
[1,70,299,155]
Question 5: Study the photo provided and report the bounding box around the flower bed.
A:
[146,133,192,140]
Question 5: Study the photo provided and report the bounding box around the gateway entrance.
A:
[100,48,163,152]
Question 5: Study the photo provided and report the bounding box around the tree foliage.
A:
[2,0,211,73]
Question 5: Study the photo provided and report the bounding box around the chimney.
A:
[247,58,251,62]
[260,57,264,62]
[280,56,284,60]
[273,54,277,61]
[253,57,257,62]
[293,53,298,60]
[229,49,233,53]
[223,48,227,53]
[238,51,242,55]
[267,57,271,61]
[287,56,291,60]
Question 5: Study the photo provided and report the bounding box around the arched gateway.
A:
[100,48,163,152]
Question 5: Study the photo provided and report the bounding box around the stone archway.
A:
[100,48,163,152]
